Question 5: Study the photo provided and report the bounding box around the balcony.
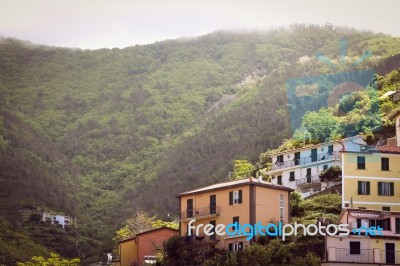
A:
[296,175,321,186]
[328,248,400,264]
[335,248,374,263]
[180,206,220,221]
[272,151,339,171]
[180,234,220,247]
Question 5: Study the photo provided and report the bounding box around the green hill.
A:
[1,24,400,262]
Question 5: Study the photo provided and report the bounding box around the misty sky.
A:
[1,0,399,49]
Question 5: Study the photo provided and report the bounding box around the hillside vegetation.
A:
[1,24,400,262]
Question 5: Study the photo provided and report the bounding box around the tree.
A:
[113,210,178,242]
[300,108,339,142]
[231,160,255,180]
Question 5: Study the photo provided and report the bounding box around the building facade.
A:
[341,112,400,212]
[267,136,366,198]
[324,208,400,265]
[117,227,178,266]
[176,177,292,252]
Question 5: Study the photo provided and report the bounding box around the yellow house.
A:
[176,177,293,251]
[341,110,400,211]
[341,147,400,211]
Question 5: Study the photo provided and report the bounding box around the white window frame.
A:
[233,191,240,205]
[279,195,284,221]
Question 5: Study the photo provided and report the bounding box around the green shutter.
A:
[229,191,233,205]
[358,181,362,194]
[390,182,394,196]
[366,182,370,195]
[378,182,382,196]
[238,190,242,204]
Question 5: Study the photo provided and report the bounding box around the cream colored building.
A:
[267,136,366,198]
[323,208,400,265]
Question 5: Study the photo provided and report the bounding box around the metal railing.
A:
[272,151,340,170]
[380,250,400,264]
[335,249,374,263]
[296,175,321,186]
[180,206,220,220]
[180,234,220,246]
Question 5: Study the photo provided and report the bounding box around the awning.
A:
[349,212,383,219]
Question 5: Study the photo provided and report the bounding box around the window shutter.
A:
[239,241,243,250]
[366,182,370,195]
[229,191,233,205]
[378,182,382,196]
[238,190,242,204]
[228,243,233,251]
[358,181,362,194]
[390,182,394,196]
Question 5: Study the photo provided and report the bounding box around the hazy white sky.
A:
[1,0,399,49]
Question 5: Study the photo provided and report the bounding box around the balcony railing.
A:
[180,235,220,246]
[272,151,339,171]
[335,249,374,263]
[380,250,400,264]
[180,206,220,220]
[296,175,321,186]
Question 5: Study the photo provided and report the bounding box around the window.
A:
[350,241,361,254]
[357,181,370,195]
[294,152,300,165]
[277,175,282,185]
[381,157,389,171]
[279,195,284,221]
[233,216,239,225]
[357,156,365,169]
[289,172,295,182]
[396,218,400,234]
[306,168,311,177]
[210,195,216,214]
[210,220,216,240]
[311,148,317,162]
[328,145,334,155]
[370,219,391,231]
[276,155,284,165]
[306,168,311,183]
[382,206,390,211]
[378,182,394,196]
[229,190,242,205]
[323,165,328,170]
[186,199,193,218]
[229,242,243,251]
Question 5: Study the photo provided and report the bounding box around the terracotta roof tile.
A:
[377,145,400,154]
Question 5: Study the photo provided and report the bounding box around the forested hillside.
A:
[1,25,400,262]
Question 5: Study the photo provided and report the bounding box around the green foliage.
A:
[1,27,400,262]
[297,108,339,142]
[294,194,342,224]
[114,210,178,243]
[319,166,342,182]
[160,236,185,265]
[16,253,79,266]
[231,160,255,179]
[0,218,49,265]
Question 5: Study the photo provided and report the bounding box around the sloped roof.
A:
[176,177,293,197]
[377,145,400,154]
